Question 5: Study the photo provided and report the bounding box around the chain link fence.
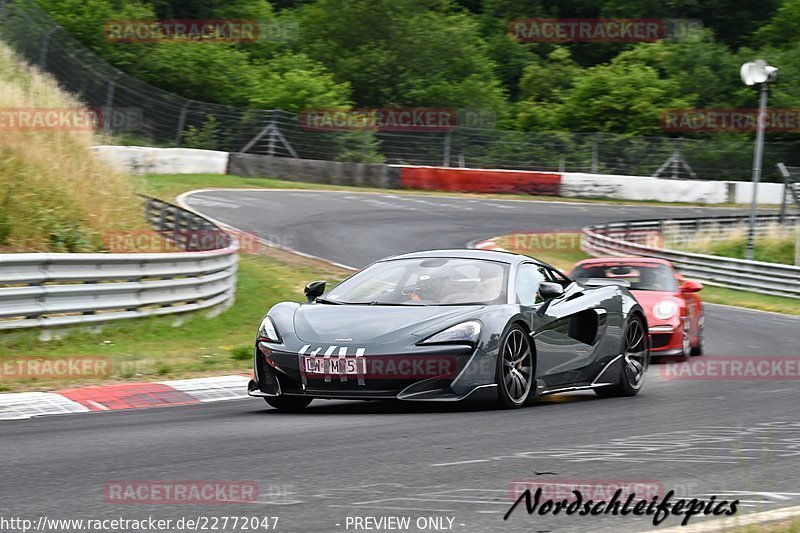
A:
[1,0,798,181]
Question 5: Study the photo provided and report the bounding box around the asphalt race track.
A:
[2,190,799,533]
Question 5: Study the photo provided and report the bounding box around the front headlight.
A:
[257,316,282,343]
[420,320,481,345]
[653,300,678,320]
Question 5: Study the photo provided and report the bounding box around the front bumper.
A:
[249,342,497,402]
[649,320,685,355]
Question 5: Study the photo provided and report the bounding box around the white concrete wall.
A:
[91,146,228,175]
[561,172,731,203]
[562,172,784,205]
[733,181,785,205]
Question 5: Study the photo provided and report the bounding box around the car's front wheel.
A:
[595,314,648,398]
[496,325,534,409]
[264,396,313,412]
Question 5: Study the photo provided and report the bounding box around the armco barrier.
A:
[400,166,561,195]
[582,214,800,298]
[0,198,238,330]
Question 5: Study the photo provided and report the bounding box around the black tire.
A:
[680,317,692,360]
[595,314,648,398]
[495,325,534,409]
[690,317,704,356]
[264,396,313,412]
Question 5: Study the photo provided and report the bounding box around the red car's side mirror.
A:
[680,280,703,293]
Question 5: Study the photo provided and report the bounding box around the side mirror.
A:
[304,280,326,302]
[680,280,703,293]
[539,281,565,300]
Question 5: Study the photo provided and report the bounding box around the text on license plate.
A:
[303,356,366,375]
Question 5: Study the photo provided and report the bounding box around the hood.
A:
[292,304,482,344]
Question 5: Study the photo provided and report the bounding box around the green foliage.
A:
[132,43,259,107]
[47,222,92,252]
[30,0,800,142]
[519,61,693,135]
[247,52,352,111]
[182,115,220,150]
[298,0,507,111]
[756,0,800,47]
[334,132,386,163]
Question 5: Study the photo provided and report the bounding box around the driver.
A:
[406,273,441,302]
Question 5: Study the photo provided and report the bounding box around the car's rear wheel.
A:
[496,325,534,409]
[595,314,648,398]
[264,396,313,412]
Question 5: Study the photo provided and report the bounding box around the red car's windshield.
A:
[572,263,678,292]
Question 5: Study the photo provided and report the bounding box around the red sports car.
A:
[570,257,704,358]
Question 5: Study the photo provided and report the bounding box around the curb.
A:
[471,238,507,252]
[0,375,250,420]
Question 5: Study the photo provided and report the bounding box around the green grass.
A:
[0,254,349,392]
[140,173,755,208]
[495,232,800,316]
[680,235,796,265]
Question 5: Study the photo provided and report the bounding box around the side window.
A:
[515,263,547,306]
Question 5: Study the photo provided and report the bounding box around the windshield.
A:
[572,263,677,292]
[323,257,510,305]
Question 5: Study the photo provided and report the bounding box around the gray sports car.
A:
[247,249,650,411]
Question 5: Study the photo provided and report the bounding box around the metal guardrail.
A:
[0,197,238,330]
[582,214,800,299]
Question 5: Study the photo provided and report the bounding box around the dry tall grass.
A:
[0,41,147,252]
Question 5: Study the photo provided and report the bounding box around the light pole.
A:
[740,60,778,261]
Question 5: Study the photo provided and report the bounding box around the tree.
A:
[248,53,352,111]
[299,0,507,112]
[755,0,800,48]
[613,34,740,108]
[529,62,694,135]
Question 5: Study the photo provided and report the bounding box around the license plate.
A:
[303,356,366,375]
